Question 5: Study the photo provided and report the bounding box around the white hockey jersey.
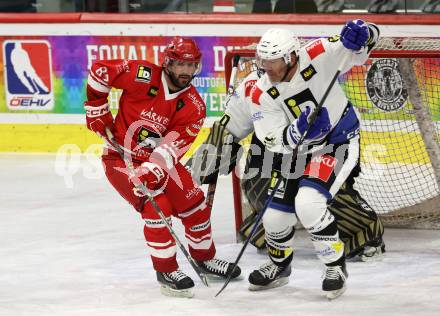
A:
[223,70,260,140]
[248,35,376,153]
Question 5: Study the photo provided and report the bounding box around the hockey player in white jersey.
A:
[187,22,383,297]
[243,21,380,299]
[219,66,385,262]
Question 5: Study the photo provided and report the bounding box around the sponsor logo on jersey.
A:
[147,86,158,97]
[136,65,152,83]
[244,79,257,97]
[305,39,325,60]
[283,89,318,119]
[117,59,130,73]
[267,87,280,99]
[283,97,302,118]
[300,64,317,81]
[304,154,337,182]
[366,59,408,112]
[251,111,263,122]
[327,35,341,43]
[137,127,161,148]
[3,40,53,110]
[250,85,263,106]
[176,99,185,111]
[140,109,170,127]
[185,187,202,200]
[188,92,205,115]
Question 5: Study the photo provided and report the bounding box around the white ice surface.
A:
[1,154,440,316]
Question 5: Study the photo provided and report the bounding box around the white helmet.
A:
[256,28,300,64]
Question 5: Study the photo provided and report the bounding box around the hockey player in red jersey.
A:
[84,37,241,298]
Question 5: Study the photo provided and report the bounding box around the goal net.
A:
[224,37,440,232]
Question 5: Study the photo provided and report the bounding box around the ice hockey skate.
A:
[248,261,291,291]
[360,239,386,262]
[197,258,241,279]
[156,270,195,298]
[322,264,348,300]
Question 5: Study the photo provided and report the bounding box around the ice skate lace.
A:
[259,262,281,278]
[166,270,188,282]
[204,258,229,274]
[324,266,343,281]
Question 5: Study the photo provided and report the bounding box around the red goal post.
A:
[224,37,440,235]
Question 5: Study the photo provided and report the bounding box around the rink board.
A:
[0,122,435,166]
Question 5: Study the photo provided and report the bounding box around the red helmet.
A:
[164,37,202,63]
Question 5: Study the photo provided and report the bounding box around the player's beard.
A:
[169,72,192,90]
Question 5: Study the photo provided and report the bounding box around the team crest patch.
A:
[136,65,152,83]
[305,39,325,60]
[147,86,159,97]
[176,99,185,111]
[366,59,408,112]
[328,35,340,42]
[300,64,317,81]
[267,87,280,99]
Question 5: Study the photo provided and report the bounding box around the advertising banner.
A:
[0,35,258,118]
[1,35,439,120]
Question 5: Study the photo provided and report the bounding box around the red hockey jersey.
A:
[86,59,206,168]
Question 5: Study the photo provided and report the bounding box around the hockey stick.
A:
[104,129,209,287]
[205,54,241,209]
[215,51,352,297]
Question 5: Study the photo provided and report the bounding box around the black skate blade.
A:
[159,285,194,298]
[205,274,244,283]
[248,277,289,291]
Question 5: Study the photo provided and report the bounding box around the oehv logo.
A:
[3,40,54,110]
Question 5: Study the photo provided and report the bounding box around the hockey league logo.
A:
[3,40,54,110]
[366,59,408,112]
